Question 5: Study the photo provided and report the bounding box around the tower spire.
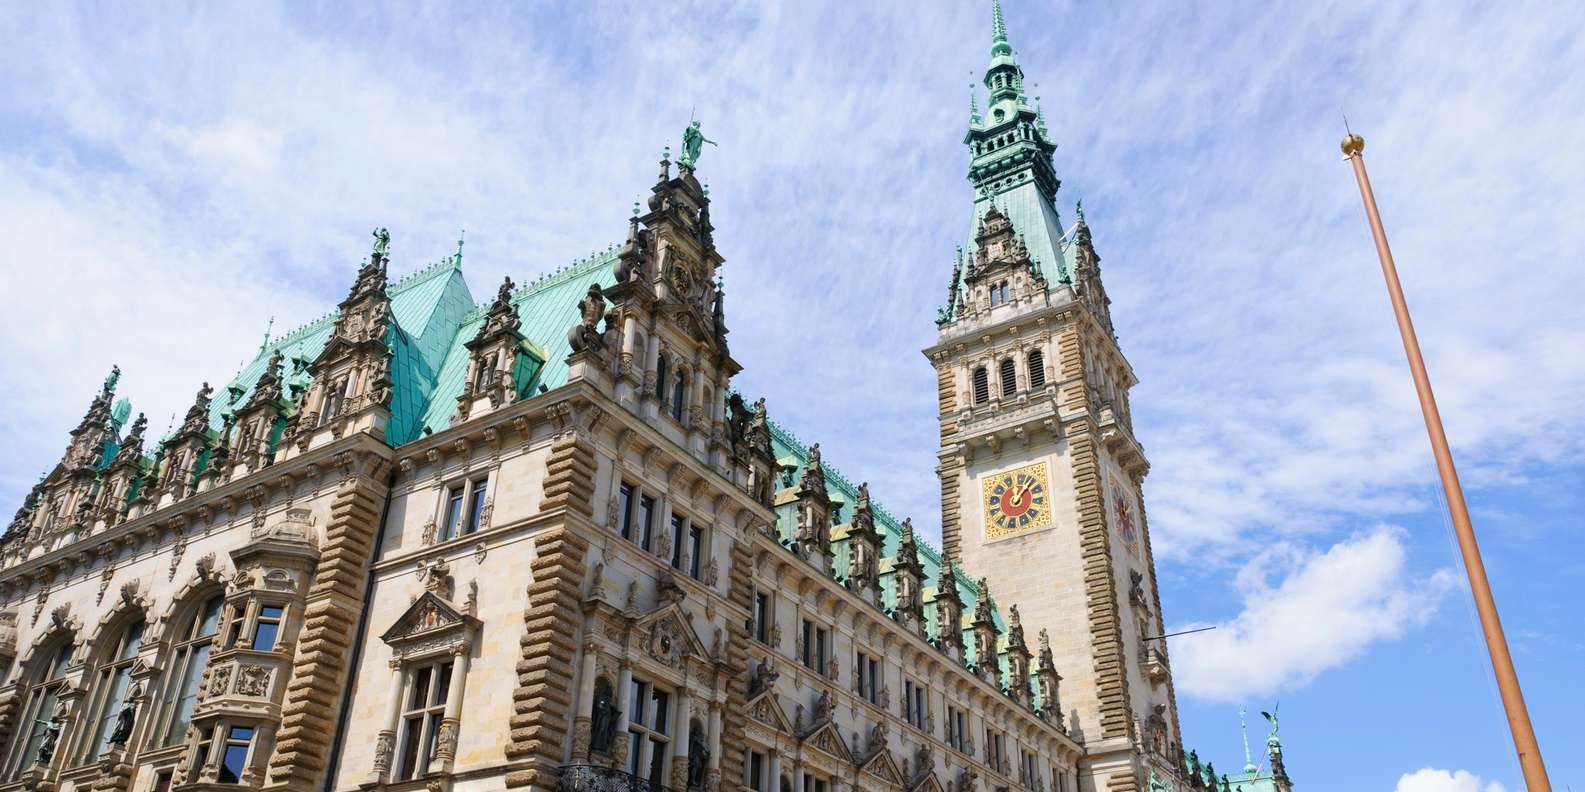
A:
[1240,707,1257,776]
[992,0,1009,50]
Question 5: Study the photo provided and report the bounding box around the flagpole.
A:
[1340,132,1551,791]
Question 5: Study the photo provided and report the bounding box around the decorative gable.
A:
[860,748,906,787]
[380,591,478,660]
[632,601,709,669]
[800,720,852,764]
[744,689,793,736]
[908,772,946,792]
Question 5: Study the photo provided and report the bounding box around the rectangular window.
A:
[250,605,284,651]
[396,659,453,780]
[855,651,880,705]
[688,524,704,580]
[638,495,656,551]
[753,593,770,644]
[217,725,253,784]
[748,750,767,792]
[1021,749,1039,785]
[154,771,173,792]
[464,478,488,534]
[442,485,464,541]
[801,620,827,674]
[625,679,671,784]
[618,483,635,540]
[985,728,1006,772]
[803,777,829,792]
[670,514,686,568]
[904,680,928,730]
[946,705,967,752]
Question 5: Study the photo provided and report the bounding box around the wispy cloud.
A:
[1171,527,1456,701]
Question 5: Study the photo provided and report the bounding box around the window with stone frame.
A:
[638,493,657,552]
[396,658,454,781]
[972,367,990,405]
[438,477,489,541]
[625,678,672,785]
[150,595,223,748]
[1019,747,1039,787]
[223,597,291,653]
[854,650,880,705]
[746,749,768,792]
[802,774,830,792]
[73,619,145,764]
[687,522,704,580]
[671,366,689,422]
[984,726,1007,774]
[800,619,828,675]
[752,591,771,644]
[903,679,928,731]
[945,704,968,753]
[656,355,670,402]
[999,358,1017,398]
[1027,350,1046,389]
[618,482,637,541]
[185,720,256,784]
[4,640,73,780]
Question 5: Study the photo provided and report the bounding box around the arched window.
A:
[1028,350,1046,389]
[151,595,223,748]
[5,641,73,779]
[1000,358,1018,397]
[671,367,688,422]
[972,368,990,405]
[655,355,669,402]
[74,619,144,764]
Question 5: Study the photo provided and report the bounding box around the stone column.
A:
[689,365,708,454]
[669,693,693,789]
[611,662,633,770]
[767,752,781,792]
[618,313,641,405]
[370,659,405,783]
[572,644,598,761]
[434,644,470,769]
[642,326,661,417]
[793,759,805,792]
[705,702,722,792]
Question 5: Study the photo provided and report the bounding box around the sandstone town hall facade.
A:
[0,5,1293,792]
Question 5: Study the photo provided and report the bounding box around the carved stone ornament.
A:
[236,664,271,697]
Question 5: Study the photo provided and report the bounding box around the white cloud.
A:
[1171,527,1456,701]
[1395,767,1508,792]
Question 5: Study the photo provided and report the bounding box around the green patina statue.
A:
[371,227,391,258]
[679,120,716,167]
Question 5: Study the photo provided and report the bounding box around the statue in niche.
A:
[107,682,143,745]
[686,728,710,788]
[35,701,68,765]
[590,681,619,753]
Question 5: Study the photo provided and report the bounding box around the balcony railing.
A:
[558,765,679,792]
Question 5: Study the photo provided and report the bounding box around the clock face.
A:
[981,462,1053,539]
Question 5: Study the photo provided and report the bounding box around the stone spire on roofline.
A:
[891,517,926,632]
[972,577,1002,684]
[281,228,396,453]
[934,558,966,661]
[457,276,528,425]
[1036,628,1063,727]
[845,482,883,602]
[1005,603,1032,706]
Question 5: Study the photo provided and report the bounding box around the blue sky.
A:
[2,2,1581,789]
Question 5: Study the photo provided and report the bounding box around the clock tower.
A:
[923,3,1184,789]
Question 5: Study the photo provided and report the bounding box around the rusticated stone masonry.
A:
[715,535,756,791]
[1056,326,1133,746]
[504,428,595,792]
[263,454,390,792]
[935,362,963,561]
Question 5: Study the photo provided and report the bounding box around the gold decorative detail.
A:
[980,462,1053,539]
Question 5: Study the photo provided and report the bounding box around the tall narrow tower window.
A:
[999,358,1017,397]
[1028,350,1046,389]
[972,368,990,405]
[655,356,669,402]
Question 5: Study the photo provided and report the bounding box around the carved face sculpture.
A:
[981,462,1053,539]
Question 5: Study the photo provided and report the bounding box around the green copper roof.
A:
[766,421,1042,704]
[417,248,618,436]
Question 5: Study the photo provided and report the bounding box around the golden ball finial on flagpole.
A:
[1341,132,1365,157]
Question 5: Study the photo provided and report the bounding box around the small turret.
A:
[845,482,883,601]
[891,518,926,630]
[934,559,966,660]
[971,578,1002,684]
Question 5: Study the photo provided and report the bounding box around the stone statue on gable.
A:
[679,120,716,168]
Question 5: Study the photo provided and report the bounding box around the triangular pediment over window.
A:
[800,720,853,764]
[860,749,905,787]
[908,772,945,792]
[745,689,794,735]
[380,591,480,659]
[632,601,710,668]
